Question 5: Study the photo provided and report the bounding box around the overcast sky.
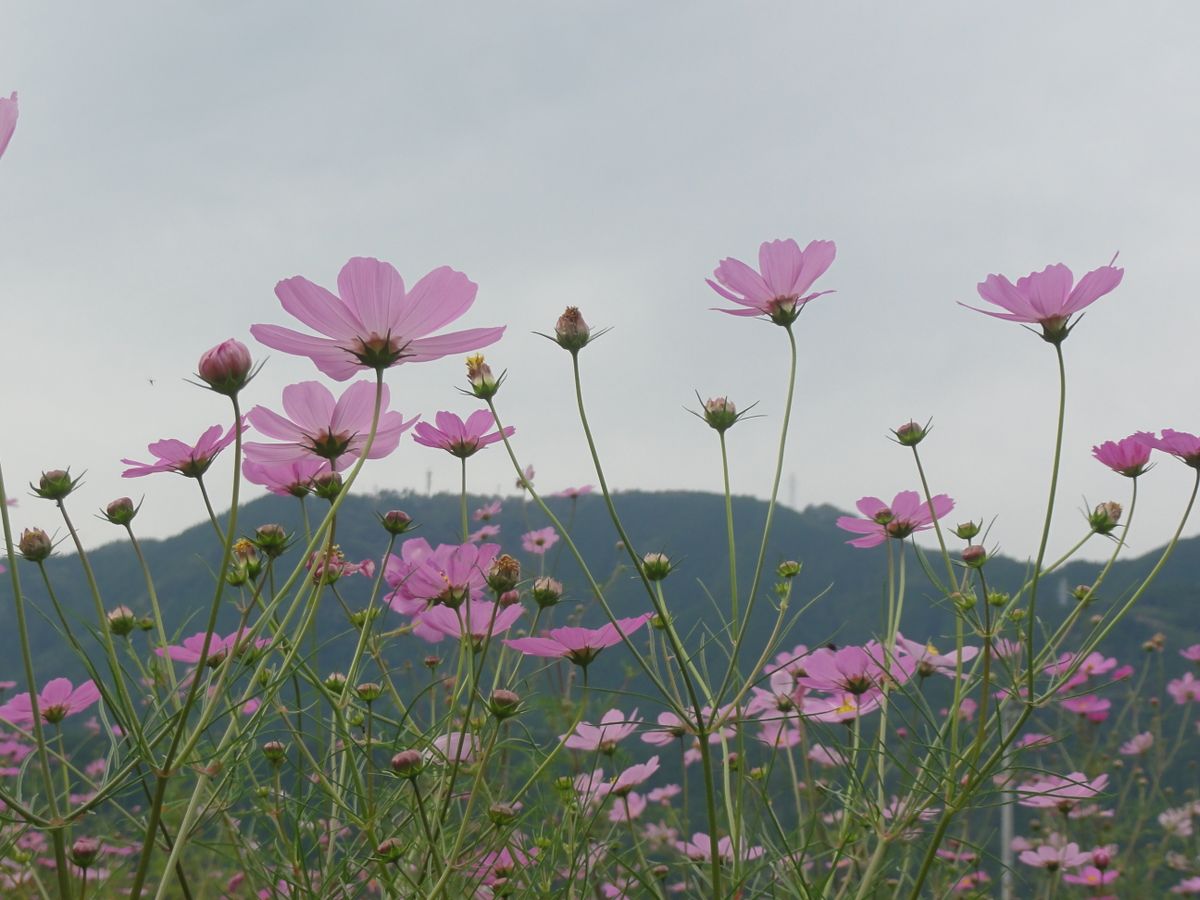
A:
[3,3,1199,567]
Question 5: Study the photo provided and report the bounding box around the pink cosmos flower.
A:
[675,833,765,864]
[798,643,916,695]
[306,548,375,583]
[244,381,414,472]
[473,500,502,522]
[564,708,642,752]
[1062,866,1119,887]
[1092,433,1153,477]
[553,485,594,499]
[428,731,478,764]
[412,410,513,459]
[516,464,535,490]
[765,643,811,677]
[242,457,329,496]
[1119,732,1153,756]
[1060,695,1111,722]
[155,632,270,667]
[1141,429,1200,468]
[707,239,837,325]
[1018,841,1091,870]
[1168,672,1200,704]
[641,711,691,745]
[464,843,538,887]
[467,524,500,543]
[611,756,660,796]
[122,422,243,478]
[963,260,1124,341]
[609,793,648,823]
[504,614,653,667]
[1016,772,1109,810]
[0,678,101,726]
[251,256,504,379]
[521,526,559,555]
[1182,644,1200,663]
[415,600,524,646]
[894,633,979,678]
[384,539,500,613]
[1173,876,1200,894]
[836,491,954,548]
[0,92,17,159]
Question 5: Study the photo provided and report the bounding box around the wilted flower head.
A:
[707,238,837,326]
[122,423,243,479]
[251,256,504,378]
[963,259,1123,343]
[1089,501,1123,534]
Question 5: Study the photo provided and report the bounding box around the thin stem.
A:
[460,456,469,542]
[719,431,739,636]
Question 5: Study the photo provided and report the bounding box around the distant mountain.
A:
[3,490,1197,686]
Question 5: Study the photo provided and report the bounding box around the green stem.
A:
[460,456,469,543]
[719,431,739,636]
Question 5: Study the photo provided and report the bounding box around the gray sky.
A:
[3,2,1199,566]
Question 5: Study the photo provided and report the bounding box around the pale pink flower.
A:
[0,92,17,159]
[608,792,647,822]
[798,642,916,695]
[1142,429,1200,468]
[611,757,660,795]
[1159,806,1195,837]
[675,832,764,863]
[1172,876,1200,894]
[764,643,811,676]
[155,632,271,667]
[707,239,837,324]
[467,524,500,543]
[836,491,954,549]
[1119,731,1154,756]
[1180,644,1200,663]
[1019,841,1090,870]
[504,614,653,667]
[516,464,535,490]
[1168,672,1200,704]
[251,256,503,379]
[1093,433,1154,477]
[473,500,502,522]
[963,260,1123,340]
[1016,772,1109,810]
[463,843,537,885]
[894,633,979,677]
[1062,865,1119,887]
[564,708,642,752]
[122,421,243,478]
[416,600,523,646]
[412,410,513,458]
[242,457,328,496]
[245,381,414,472]
[0,678,101,726]
[428,731,478,765]
[647,784,681,805]
[384,539,500,613]
[1060,695,1111,722]
[553,485,594,499]
[521,527,559,555]
[641,711,691,745]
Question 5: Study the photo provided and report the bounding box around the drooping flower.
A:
[836,491,954,549]
[963,260,1123,342]
[412,410,513,458]
[564,709,642,753]
[1092,433,1154,477]
[707,239,837,325]
[244,381,414,472]
[1140,429,1200,468]
[504,614,653,667]
[0,92,17,159]
[0,678,101,726]
[121,422,244,478]
[251,256,504,379]
[521,526,559,555]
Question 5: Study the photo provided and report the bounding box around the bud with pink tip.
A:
[18,527,52,562]
[198,339,253,396]
[103,496,138,525]
[554,307,591,352]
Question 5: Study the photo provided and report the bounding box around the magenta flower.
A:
[1092,433,1153,477]
[411,410,513,459]
[707,239,837,325]
[384,539,501,613]
[155,632,270,667]
[564,708,643,752]
[504,614,653,667]
[963,260,1123,342]
[122,422,243,479]
[0,678,101,726]
[244,381,414,472]
[251,256,504,379]
[198,339,254,395]
[1140,429,1200,468]
[0,92,17,159]
[521,526,559,555]
[1016,772,1109,811]
[415,600,524,647]
[1168,672,1200,704]
[242,457,329,497]
[1060,695,1111,722]
[836,491,954,548]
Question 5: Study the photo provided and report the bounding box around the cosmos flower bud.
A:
[376,837,404,862]
[489,689,521,719]
[1072,584,1095,604]
[703,397,739,432]
[987,591,1009,608]
[103,497,138,525]
[488,802,519,826]
[18,527,52,562]
[1089,501,1122,535]
[34,469,77,501]
[554,306,590,351]
[323,672,347,692]
[390,749,423,778]
[961,545,987,568]
[198,339,253,396]
[532,576,563,608]
[261,740,287,766]
[312,471,343,501]
[423,655,441,670]
[892,421,929,446]
[498,589,521,607]
[69,837,101,869]
[355,682,383,702]
[379,509,413,535]
[776,560,802,579]
[466,354,501,399]
[106,605,138,637]
[253,524,289,558]
[952,521,981,540]
[642,552,672,581]
[487,554,521,593]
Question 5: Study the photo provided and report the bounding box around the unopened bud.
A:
[642,552,672,581]
[1072,584,1095,604]
[261,740,286,765]
[323,672,347,692]
[776,560,802,579]
[17,527,52,562]
[702,397,739,432]
[532,576,563,608]
[893,421,929,446]
[391,750,423,778]
[1089,501,1122,535]
[355,682,383,702]
[987,591,1009,608]
[312,471,343,501]
[103,497,137,525]
[376,837,404,862]
[489,689,521,719]
[488,802,519,826]
[423,655,441,670]
[554,306,590,351]
[69,837,101,868]
[107,605,138,637]
[962,545,987,568]
[466,354,501,399]
[498,590,521,607]
[253,524,289,558]
[198,339,253,396]
[952,521,980,540]
[379,509,414,535]
[34,469,77,501]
